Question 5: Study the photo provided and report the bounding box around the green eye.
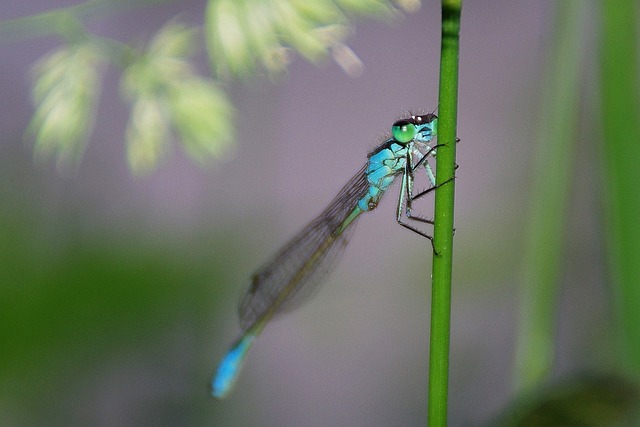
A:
[391,120,417,143]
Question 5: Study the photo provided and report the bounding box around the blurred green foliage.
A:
[488,373,640,427]
[0,212,235,424]
[600,0,640,378]
[514,0,587,391]
[515,0,640,398]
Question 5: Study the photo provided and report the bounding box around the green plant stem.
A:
[513,0,587,392]
[428,1,461,425]
[600,0,640,378]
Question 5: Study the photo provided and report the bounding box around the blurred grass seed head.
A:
[205,0,417,78]
[121,23,234,174]
[25,0,420,174]
[27,43,104,170]
[27,23,234,175]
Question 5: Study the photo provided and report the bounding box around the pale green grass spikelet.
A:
[206,0,253,77]
[122,22,235,174]
[168,78,235,163]
[126,97,170,174]
[27,43,103,170]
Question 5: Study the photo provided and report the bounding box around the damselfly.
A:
[212,113,449,398]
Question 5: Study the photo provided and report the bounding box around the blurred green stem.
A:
[600,0,640,378]
[428,1,461,425]
[514,1,587,391]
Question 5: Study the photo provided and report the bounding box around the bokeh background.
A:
[0,1,633,426]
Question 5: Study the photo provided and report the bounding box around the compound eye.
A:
[391,120,417,144]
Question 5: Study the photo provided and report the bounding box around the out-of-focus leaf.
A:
[26,43,103,170]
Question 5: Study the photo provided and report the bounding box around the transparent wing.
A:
[238,164,371,331]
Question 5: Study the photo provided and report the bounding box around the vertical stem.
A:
[600,0,640,377]
[513,0,587,391]
[428,1,461,425]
